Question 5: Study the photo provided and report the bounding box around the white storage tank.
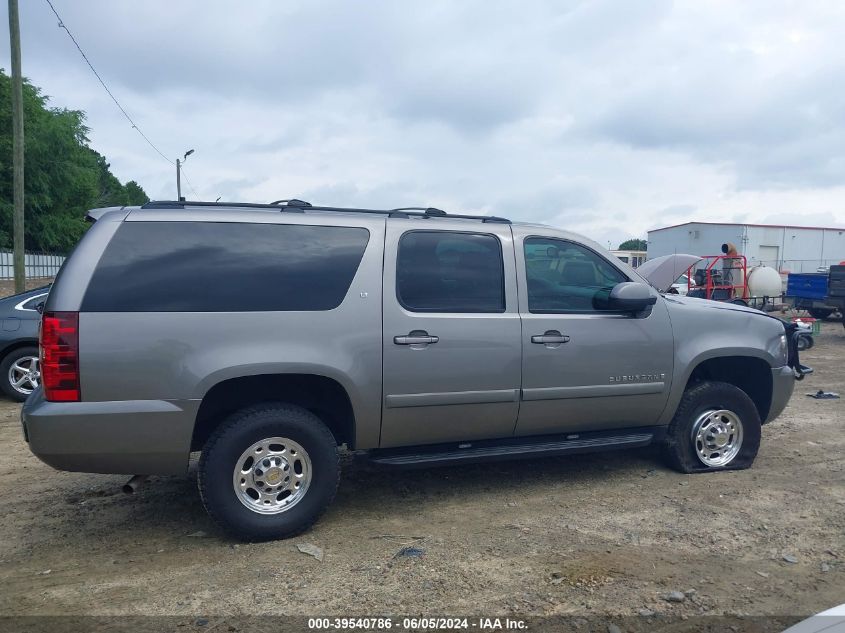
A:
[747,265,782,298]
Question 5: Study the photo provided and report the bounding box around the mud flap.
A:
[783,321,813,381]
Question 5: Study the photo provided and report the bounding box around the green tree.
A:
[124,180,148,206]
[0,69,148,254]
[618,238,647,251]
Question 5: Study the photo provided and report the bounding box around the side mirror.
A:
[604,282,657,314]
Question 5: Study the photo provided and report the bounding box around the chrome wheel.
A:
[8,355,40,396]
[692,409,744,467]
[232,437,312,515]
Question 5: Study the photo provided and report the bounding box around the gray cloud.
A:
[3,0,845,248]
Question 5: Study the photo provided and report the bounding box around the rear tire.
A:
[664,381,761,473]
[808,308,834,320]
[0,346,40,402]
[198,403,339,541]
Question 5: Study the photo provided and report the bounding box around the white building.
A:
[609,249,646,268]
[647,221,845,273]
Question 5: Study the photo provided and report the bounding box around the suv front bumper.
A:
[766,365,797,423]
[21,389,198,474]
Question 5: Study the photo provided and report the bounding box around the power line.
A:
[43,0,175,166]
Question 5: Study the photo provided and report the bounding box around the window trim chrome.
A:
[14,292,49,312]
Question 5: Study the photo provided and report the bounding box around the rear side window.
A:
[82,222,370,312]
[396,231,505,313]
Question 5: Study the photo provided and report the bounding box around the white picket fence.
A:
[0,250,65,280]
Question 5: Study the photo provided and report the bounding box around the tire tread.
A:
[198,402,339,541]
[664,380,761,474]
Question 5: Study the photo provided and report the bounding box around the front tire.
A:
[796,333,814,351]
[664,381,761,473]
[198,403,339,541]
[0,346,40,402]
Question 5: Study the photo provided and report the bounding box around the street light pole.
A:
[175,149,194,201]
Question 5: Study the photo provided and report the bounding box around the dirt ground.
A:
[0,320,842,624]
[0,278,53,297]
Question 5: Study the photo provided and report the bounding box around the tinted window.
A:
[524,237,626,313]
[83,222,370,312]
[397,231,505,313]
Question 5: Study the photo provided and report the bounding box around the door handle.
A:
[394,332,439,345]
[531,331,570,345]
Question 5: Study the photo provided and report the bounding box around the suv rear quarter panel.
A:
[74,211,385,465]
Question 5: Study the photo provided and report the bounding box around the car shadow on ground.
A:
[47,444,667,544]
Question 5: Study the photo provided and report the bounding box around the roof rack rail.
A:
[141,200,297,210]
[391,207,446,216]
[139,200,511,223]
[270,199,312,207]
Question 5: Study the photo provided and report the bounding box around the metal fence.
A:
[0,250,65,280]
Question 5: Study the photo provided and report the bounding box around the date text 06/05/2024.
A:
[307,617,528,630]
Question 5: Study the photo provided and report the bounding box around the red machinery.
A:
[685,255,749,305]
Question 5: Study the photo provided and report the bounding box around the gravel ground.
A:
[0,320,842,623]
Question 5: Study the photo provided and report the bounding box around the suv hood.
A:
[637,254,702,292]
[661,293,796,373]
[662,293,765,316]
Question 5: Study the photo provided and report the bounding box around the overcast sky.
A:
[2,0,845,247]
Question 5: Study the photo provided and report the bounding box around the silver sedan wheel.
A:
[232,437,312,515]
[8,355,40,396]
[692,409,744,467]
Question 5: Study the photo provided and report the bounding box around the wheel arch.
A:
[682,355,774,423]
[0,338,39,361]
[191,373,357,452]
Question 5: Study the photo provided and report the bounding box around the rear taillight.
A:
[40,311,80,402]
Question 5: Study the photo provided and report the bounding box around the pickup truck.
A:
[21,200,808,541]
[787,267,845,322]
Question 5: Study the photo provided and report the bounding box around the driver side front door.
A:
[513,231,674,436]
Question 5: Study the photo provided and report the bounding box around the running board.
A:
[369,430,658,468]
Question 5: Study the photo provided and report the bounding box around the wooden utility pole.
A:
[8,0,25,293]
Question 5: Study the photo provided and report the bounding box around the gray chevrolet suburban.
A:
[22,200,806,540]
